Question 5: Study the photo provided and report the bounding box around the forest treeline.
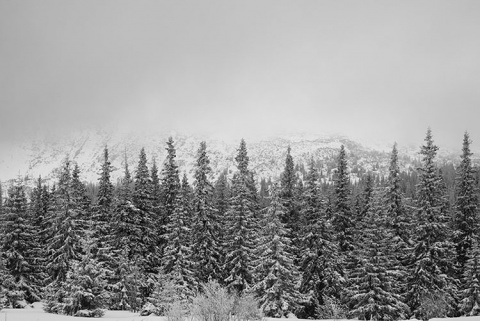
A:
[1,128,480,320]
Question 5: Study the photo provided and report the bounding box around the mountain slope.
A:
[0,129,458,187]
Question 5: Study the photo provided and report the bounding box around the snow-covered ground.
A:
[0,302,314,321]
[0,303,164,321]
[4,303,480,321]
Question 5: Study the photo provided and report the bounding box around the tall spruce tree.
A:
[385,143,411,245]
[224,139,258,293]
[298,159,343,319]
[159,173,196,305]
[109,154,147,310]
[280,146,299,232]
[332,145,354,253]
[460,237,480,316]
[214,169,230,282]
[46,159,83,283]
[70,163,91,224]
[150,158,162,229]
[253,183,301,317]
[132,148,159,298]
[1,181,42,304]
[191,142,221,284]
[406,129,456,318]
[60,233,108,316]
[454,132,478,278]
[160,137,181,253]
[29,177,49,287]
[94,147,114,234]
[346,188,409,321]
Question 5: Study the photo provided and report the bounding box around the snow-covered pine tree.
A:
[108,155,146,311]
[29,177,49,289]
[132,148,160,288]
[253,183,301,318]
[70,163,91,224]
[90,147,116,288]
[60,232,107,317]
[280,146,300,235]
[191,141,222,284]
[454,132,479,279]
[0,248,15,310]
[224,139,258,294]
[110,154,139,256]
[150,158,162,232]
[160,137,181,256]
[1,180,43,305]
[346,188,409,321]
[460,236,480,316]
[385,143,411,249]
[298,159,343,319]
[406,129,456,319]
[93,147,114,241]
[160,173,196,303]
[354,174,374,225]
[45,159,82,282]
[108,248,142,311]
[214,170,230,283]
[332,145,354,253]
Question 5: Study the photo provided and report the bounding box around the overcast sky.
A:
[1,0,480,150]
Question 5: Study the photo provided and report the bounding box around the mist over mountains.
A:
[0,129,470,187]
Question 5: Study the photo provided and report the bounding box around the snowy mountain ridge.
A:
[0,129,466,187]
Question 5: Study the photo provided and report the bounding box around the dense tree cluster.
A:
[1,130,480,320]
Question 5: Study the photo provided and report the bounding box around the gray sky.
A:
[1,0,480,150]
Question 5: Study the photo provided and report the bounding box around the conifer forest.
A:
[2,128,480,321]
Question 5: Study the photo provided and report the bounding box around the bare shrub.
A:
[231,292,263,321]
[192,281,234,321]
[191,281,262,321]
[166,300,189,321]
[417,292,449,321]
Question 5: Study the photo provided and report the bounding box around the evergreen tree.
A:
[1,181,42,304]
[70,163,91,223]
[253,184,301,317]
[161,173,196,299]
[108,248,142,311]
[406,129,456,318]
[356,174,374,223]
[346,188,409,321]
[214,170,230,282]
[224,139,258,293]
[298,159,343,319]
[161,137,180,225]
[29,177,49,287]
[280,146,299,232]
[133,148,152,213]
[111,155,138,256]
[109,155,147,310]
[60,233,108,316]
[94,147,114,234]
[160,137,181,254]
[132,148,159,279]
[385,143,411,245]
[191,142,221,283]
[454,132,478,278]
[0,253,13,309]
[332,145,354,253]
[460,237,480,316]
[150,158,161,228]
[45,160,83,283]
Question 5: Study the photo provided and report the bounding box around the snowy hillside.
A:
[0,129,458,187]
